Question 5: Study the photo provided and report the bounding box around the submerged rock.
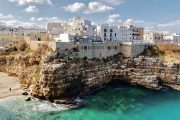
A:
[25,97,31,101]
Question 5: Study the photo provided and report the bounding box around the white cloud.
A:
[0,14,35,28]
[106,14,122,24]
[0,14,14,19]
[36,17,61,23]
[122,19,180,33]
[158,20,180,28]
[29,17,61,27]
[9,0,53,6]
[0,13,62,28]
[85,2,114,14]
[25,5,39,13]
[63,2,114,14]
[123,19,135,26]
[64,2,86,13]
[99,0,124,5]
[30,17,36,22]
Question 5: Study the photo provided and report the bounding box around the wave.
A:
[32,101,76,112]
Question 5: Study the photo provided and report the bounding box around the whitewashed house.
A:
[97,24,118,41]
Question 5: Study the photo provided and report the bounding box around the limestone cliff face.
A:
[30,53,119,99]
[0,53,42,87]
[30,52,179,100]
[1,51,179,100]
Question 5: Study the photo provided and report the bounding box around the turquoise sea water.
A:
[1,84,180,120]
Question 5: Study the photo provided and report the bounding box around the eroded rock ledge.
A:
[29,52,180,100]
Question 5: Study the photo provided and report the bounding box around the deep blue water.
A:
[1,84,180,120]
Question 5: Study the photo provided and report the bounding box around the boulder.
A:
[25,97,31,101]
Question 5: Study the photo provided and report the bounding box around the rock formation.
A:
[30,51,180,100]
[0,50,179,100]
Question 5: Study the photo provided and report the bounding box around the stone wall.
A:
[50,41,74,51]
[78,41,120,59]
[119,43,148,58]
[52,41,149,59]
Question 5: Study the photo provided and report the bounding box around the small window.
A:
[110,29,113,32]
[104,33,107,37]
[104,29,107,32]
[110,33,112,37]
[84,46,87,50]
[38,38,41,41]
[115,46,117,50]
[108,46,111,50]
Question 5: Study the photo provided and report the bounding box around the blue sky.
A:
[0,0,180,33]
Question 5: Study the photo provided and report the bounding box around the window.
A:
[84,46,87,50]
[110,29,113,32]
[104,33,107,37]
[115,33,116,37]
[108,46,111,50]
[104,29,107,32]
[115,46,117,50]
[110,33,112,37]
[38,38,41,41]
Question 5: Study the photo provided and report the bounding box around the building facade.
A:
[144,32,164,43]
[97,24,118,41]
[163,34,180,43]
[97,25,144,42]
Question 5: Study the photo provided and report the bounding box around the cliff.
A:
[0,48,179,101]
[0,45,49,90]
[30,51,179,100]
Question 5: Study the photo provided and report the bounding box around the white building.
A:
[97,24,118,41]
[47,23,64,38]
[47,17,97,42]
[0,26,18,34]
[53,33,75,42]
[144,32,164,43]
[119,26,131,41]
[163,33,180,43]
[64,17,97,37]
[128,25,144,40]
[97,25,144,42]
[0,25,43,36]
[47,17,97,38]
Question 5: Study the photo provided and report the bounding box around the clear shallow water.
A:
[1,84,180,120]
